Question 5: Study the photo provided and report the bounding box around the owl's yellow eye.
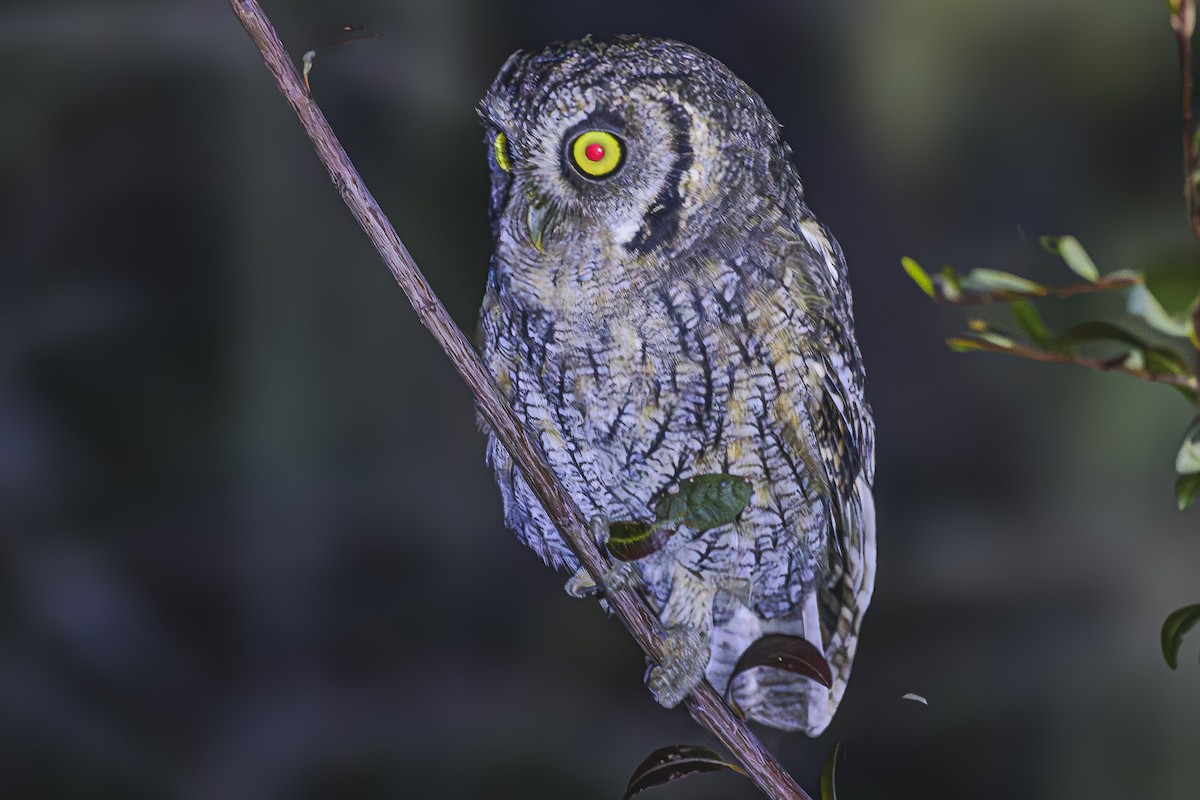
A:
[493,132,512,173]
[570,130,623,178]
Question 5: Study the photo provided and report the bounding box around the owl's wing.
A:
[715,219,876,735]
[784,216,877,712]
[808,343,876,692]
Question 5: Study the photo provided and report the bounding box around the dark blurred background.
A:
[2,1,1199,798]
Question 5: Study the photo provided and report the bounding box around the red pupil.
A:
[584,143,606,162]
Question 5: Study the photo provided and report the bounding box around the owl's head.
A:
[479,36,798,260]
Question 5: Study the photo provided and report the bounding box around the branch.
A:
[947,336,1200,400]
[930,273,1143,306]
[227,2,812,798]
[1170,0,1200,239]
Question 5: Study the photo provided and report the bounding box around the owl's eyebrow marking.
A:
[575,109,626,134]
[627,100,693,254]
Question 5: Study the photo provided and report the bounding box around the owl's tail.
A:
[706,476,877,736]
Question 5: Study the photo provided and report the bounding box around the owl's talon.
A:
[565,568,598,598]
[564,518,615,599]
[602,561,638,592]
[565,561,639,599]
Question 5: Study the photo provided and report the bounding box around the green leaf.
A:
[1128,284,1195,338]
[623,745,746,800]
[820,741,841,800]
[655,474,752,532]
[1137,254,1200,350]
[946,337,991,352]
[1143,348,1193,378]
[901,257,935,297]
[1140,256,1200,314]
[960,269,1047,295]
[1120,348,1146,372]
[976,332,1016,349]
[1176,416,1200,475]
[1161,603,1200,669]
[1177,474,1200,510]
[727,634,833,695]
[606,520,676,562]
[1041,235,1100,282]
[1009,300,1053,347]
[1053,322,1193,378]
[938,266,964,302]
[1055,321,1148,350]
[612,473,755,561]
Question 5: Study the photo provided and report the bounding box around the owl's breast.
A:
[536,289,743,519]
[483,267,834,616]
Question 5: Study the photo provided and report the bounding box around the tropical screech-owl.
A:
[477,35,875,736]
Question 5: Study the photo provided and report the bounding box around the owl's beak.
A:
[526,200,557,253]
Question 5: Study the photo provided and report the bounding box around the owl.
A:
[476,35,875,736]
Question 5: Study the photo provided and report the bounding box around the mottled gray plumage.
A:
[477,35,875,735]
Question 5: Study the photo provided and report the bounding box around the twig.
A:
[1170,0,1200,239]
[302,25,378,92]
[227,2,812,798]
[947,336,1200,400]
[930,273,1142,306]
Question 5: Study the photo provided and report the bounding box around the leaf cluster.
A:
[903,237,1200,511]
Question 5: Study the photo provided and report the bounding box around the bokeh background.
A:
[3,0,1199,798]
